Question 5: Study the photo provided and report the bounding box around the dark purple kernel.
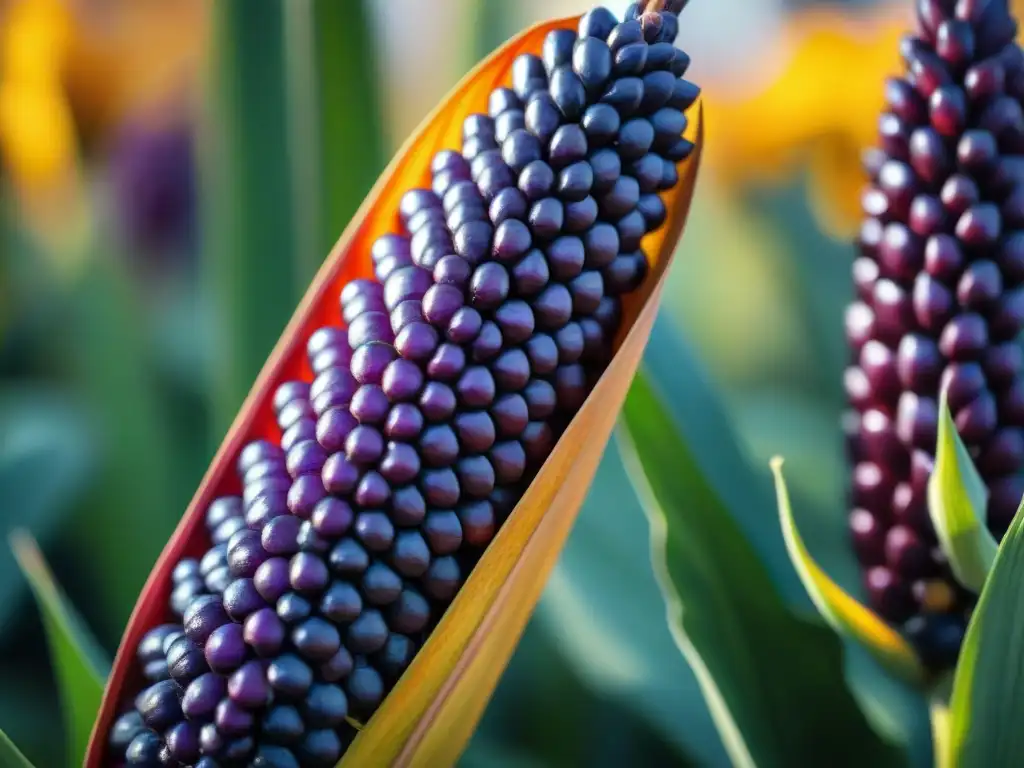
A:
[589,147,622,194]
[529,198,565,239]
[420,467,461,507]
[550,66,588,121]
[565,195,601,232]
[495,111,527,145]
[327,538,370,578]
[222,578,265,622]
[346,609,389,655]
[421,556,462,601]
[422,511,463,555]
[493,219,532,263]
[183,595,230,647]
[455,410,497,453]
[385,402,425,441]
[277,593,313,625]
[419,381,457,422]
[322,452,360,495]
[447,309,482,346]
[426,343,467,382]
[543,28,577,72]
[601,76,644,114]
[390,485,427,527]
[242,608,285,658]
[512,53,547,100]
[550,127,590,173]
[525,92,561,143]
[513,249,551,296]
[354,511,395,553]
[254,558,291,605]
[473,323,504,362]
[490,186,529,224]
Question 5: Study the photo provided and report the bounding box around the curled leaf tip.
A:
[10,530,51,589]
[928,389,998,593]
[770,459,926,685]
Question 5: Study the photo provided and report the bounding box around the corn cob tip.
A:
[641,0,689,15]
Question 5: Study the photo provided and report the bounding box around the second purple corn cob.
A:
[849,0,1024,669]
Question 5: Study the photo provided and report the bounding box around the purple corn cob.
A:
[848,0,1024,669]
[108,3,699,765]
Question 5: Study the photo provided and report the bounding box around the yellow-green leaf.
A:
[946,499,1024,767]
[10,532,107,765]
[927,388,998,593]
[772,458,925,684]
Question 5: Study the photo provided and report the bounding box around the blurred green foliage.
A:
[0,1,944,766]
[10,533,107,765]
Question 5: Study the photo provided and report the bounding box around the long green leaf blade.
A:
[282,0,324,288]
[0,727,36,768]
[620,370,904,768]
[313,0,385,260]
[947,500,1024,766]
[10,532,108,765]
[928,388,998,592]
[201,0,297,434]
[68,256,180,638]
[640,318,805,606]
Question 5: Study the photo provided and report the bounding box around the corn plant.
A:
[7,0,1024,767]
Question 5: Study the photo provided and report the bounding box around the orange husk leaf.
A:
[86,13,703,767]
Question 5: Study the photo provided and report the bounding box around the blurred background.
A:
[0,0,949,764]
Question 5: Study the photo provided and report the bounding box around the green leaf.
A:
[312,0,385,263]
[927,388,998,592]
[0,387,92,631]
[10,531,108,766]
[66,256,180,639]
[281,0,324,288]
[772,458,925,684]
[946,499,1024,766]
[639,317,806,608]
[201,0,299,434]
[469,610,699,768]
[620,370,905,768]
[534,437,729,766]
[751,180,854,391]
[469,0,516,70]
[0,727,36,768]
[642,318,929,762]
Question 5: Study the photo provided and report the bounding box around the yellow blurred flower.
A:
[0,0,79,230]
[704,0,1024,238]
[703,4,913,238]
[0,0,206,264]
[703,2,1024,239]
